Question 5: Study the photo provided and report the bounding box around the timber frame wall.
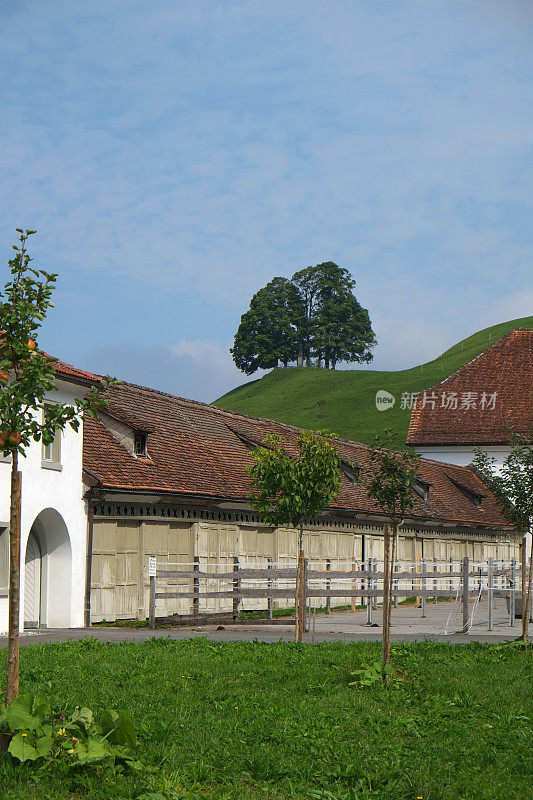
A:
[89,499,518,622]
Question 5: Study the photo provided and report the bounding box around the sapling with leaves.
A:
[365,430,420,680]
[473,437,533,643]
[247,429,341,642]
[0,229,114,708]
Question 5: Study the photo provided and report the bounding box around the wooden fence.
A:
[148,556,526,632]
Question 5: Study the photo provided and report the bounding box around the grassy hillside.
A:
[214,316,533,446]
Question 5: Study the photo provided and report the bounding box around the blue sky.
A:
[1,0,532,401]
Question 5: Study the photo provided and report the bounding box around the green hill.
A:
[214,316,533,446]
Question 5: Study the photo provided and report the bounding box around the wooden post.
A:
[232,556,240,621]
[366,558,373,625]
[510,559,515,627]
[5,467,21,707]
[449,557,453,594]
[421,559,426,618]
[433,561,438,604]
[295,522,305,643]
[326,559,331,615]
[148,556,156,630]
[193,556,200,618]
[520,537,527,640]
[267,558,273,620]
[303,558,308,634]
[462,556,470,633]
[488,557,493,631]
[149,576,156,630]
[382,525,392,675]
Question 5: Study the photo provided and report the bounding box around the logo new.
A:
[375,390,395,411]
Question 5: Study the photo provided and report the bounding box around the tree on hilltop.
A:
[231,262,376,374]
[230,277,303,375]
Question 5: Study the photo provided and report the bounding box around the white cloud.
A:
[0,0,531,398]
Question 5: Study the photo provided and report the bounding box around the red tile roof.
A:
[407,329,533,446]
[54,359,102,386]
[83,381,512,530]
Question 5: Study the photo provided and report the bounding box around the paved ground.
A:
[2,597,523,648]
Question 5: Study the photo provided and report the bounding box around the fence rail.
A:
[148,556,529,633]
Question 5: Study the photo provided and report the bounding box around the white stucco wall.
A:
[0,379,88,633]
[413,445,511,473]
[414,444,531,555]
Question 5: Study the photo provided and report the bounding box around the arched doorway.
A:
[24,509,72,629]
[24,532,41,629]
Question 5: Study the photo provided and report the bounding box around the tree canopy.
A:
[231,263,376,374]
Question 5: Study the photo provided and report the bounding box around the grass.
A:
[0,638,531,799]
[214,316,533,445]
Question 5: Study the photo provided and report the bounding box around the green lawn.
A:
[0,639,531,799]
[214,316,533,445]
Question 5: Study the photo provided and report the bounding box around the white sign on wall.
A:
[148,556,157,577]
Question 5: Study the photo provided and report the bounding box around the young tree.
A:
[231,278,302,374]
[473,439,533,643]
[247,430,341,641]
[0,229,113,705]
[365,430,420,679]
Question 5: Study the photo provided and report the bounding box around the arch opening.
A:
[24,509,72,629]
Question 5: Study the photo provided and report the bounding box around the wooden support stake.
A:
[5,469,22,707]
[510,559,515,627]
[149,575,156,630]
[232,556,240,621]
[326,559,331,615]
[421,559,426,618]
[366,558,373,625]
[462,556,470,632]
[193,556,200,618]
[267,558,273,620]
[488,557,493,631]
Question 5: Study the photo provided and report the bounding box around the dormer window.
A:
[448,476,483,508]
[413,478,430,501]
[134,433,147,457]
[456,483,482,508]
[341,462,359,484]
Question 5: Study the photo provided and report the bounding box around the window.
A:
[341,462,359,484]
[237,434,257,451]
[447,476,483,508]
[413,478,430,501]
[134,433,148,457]
[42,405,61,468]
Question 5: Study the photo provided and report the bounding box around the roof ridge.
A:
[107,377,370,449]
[411,328,532,396]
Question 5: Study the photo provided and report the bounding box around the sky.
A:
[1,0,532,402]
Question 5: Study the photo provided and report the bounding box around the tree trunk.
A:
[521,536,527,642]
[382,522,392,680]
[297,346,303,368]
[523,527,532,644]
[5,452,21,707]
[295,521,305,643]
